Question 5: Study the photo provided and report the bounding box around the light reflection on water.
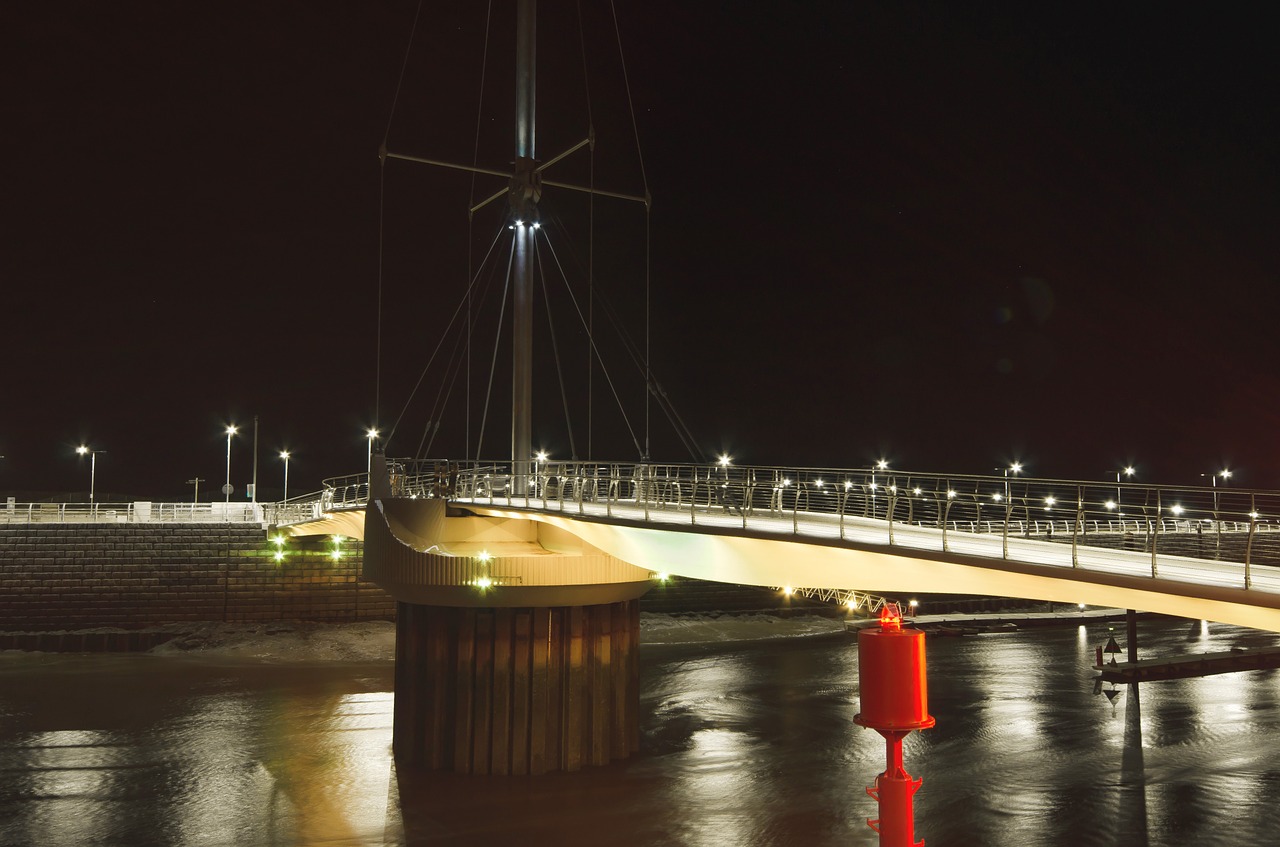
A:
[3,620,1280,846]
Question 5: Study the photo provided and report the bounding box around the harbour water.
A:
[3,615,1280,846]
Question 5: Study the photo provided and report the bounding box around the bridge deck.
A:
[449,492,1279,599]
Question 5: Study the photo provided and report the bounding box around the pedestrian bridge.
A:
[274,459,1280,632]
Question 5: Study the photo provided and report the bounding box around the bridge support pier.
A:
[393,599,640,775]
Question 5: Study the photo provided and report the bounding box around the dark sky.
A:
[4,1,1277,500]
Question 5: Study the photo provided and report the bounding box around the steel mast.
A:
[510,0,539,492]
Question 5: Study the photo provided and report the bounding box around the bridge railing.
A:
[0,501,268,525]
[418,459,1280,589]
[299,458,1280,592]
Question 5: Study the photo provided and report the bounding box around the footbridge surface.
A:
[275,459,1280,632]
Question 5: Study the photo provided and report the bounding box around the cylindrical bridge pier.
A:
[393,600,640,774]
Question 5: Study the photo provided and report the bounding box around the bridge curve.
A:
[277,458,1280,632]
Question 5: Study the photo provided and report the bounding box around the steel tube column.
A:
[511,0,536,493]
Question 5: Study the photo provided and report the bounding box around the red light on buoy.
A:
[879,604,902,630]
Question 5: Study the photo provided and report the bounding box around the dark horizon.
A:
[5,2,1277,501]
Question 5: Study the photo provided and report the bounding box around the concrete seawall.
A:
[0,524,394,632]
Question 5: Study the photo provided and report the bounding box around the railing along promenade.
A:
[302,459,1280,596]
[0,501,269,525]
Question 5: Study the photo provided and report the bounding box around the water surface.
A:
[3,617,1280,846]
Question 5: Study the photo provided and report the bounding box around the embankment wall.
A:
[0,524,393,630]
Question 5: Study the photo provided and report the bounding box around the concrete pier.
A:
[393,600,639,774]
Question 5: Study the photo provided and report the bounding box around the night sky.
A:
[4,2,1277,501]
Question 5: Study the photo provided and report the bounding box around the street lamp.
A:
[224,425,238,503]
[1114,466,1135,517]
[366,428,380,475]
[1000,461,1022,502]
[1201,468,1231,518]
[76,445,101,503]
[279,450,291,502]
[869,459,889,517]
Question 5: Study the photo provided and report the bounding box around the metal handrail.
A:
[0,501,268,525]
[322,458,1280,590]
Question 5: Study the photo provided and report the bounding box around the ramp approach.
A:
[277,459,1280,632]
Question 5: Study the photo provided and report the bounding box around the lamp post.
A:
[366,428,380,476]
[1200,469,1231,512]
[280,450,291,502]
[1000,461,1022,503]
[76,445,101,503]
[1114,466,1135,518]
[224,425,238,503]
[872,458,888,517]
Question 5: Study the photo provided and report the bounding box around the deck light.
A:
[717,454,731,467]
[1170,504,1184,515]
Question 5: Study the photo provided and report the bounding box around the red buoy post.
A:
[855,604,935,846]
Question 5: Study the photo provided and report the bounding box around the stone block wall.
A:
[0,524,394,630]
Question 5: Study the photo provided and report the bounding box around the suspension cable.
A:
[376,0,426,435]
[535,235,578,459]
[474,239,517,461]
[537,228,643,457]
[466,1,495,459]
[610,0,652,459]
[384,221,509,448]
[415,319,467,458]
[576,0,596,458]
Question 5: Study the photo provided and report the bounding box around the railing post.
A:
[1245,494,1256,589]
[887,492,896,546]
[690,473,697,526]
[1071,485,1082,568]
[941,488,952,553]
[1002,499,1011,560]
[793,481,800,535]
[642,466,650,522]
[1151,490,1160,578]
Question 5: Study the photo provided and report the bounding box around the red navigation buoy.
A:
[855,604,935,847]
